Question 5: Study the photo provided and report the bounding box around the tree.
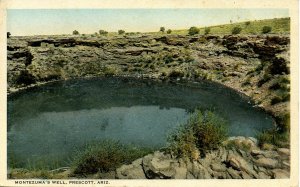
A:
[99,30,108,35]
[118,30,125,35]
[7,32,11,38]
[160,27,165,33]
[166,29,172,34]
[204,27,211,35]
[188,26,200,35]
[73,30,79,35]
[231,26,242,34]
[262,26,272,34]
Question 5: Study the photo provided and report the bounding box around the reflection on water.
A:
[7,77,273,169]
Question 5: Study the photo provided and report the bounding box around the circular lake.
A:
[7,77,273,169]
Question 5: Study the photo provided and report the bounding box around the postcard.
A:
[0,0,298,187]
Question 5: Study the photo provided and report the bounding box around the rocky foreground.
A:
[115,137,290,179]
[8,137,290,179]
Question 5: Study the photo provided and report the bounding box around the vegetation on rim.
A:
[167,17,289,35]
[167,110,228,159]
[71,140,153,175]
[188,26,200,35]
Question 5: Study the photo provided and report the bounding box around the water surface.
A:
[7,77,273,169]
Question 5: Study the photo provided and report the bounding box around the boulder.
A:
[116,158,146,179]
[254,158,278,169]
[257,171,271,179]
[277,148,290,157]
[227,167,241,179]
[271,169,289,178]
[227,150,258,177]
[210,163,227,172]
[142,151,178,179]
[191,161,211,179]
[251,150,280,159]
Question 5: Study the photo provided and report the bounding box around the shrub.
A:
[16,70,36,85]
[269,57,289,75]
[160,27,165,33]
[262,26,272,34]
[269,76,290,91]
[99,30,108,35]
[188,26,200,35]
[198,37,207,43]
[231,26,242,34]
[163,54,173,64]
[72,140,153,174]
[204,27,211,35]
[257,72,272,87]
[72,30,79,35]
[270,96,283,105]
[276,113,290,133]
[166,29,172,34]
[245,21,251,26]
[270,90,289,105]
[7,32,11,38]
[118,30,125,35]
[167,110,228,159]
[256,129,289,148]
[168,69,184,78]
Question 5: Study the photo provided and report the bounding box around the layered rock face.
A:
[7,34,290,125]
[115,137,290,179]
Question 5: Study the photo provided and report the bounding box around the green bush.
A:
[167,110,228,159]
[99,30,108,35]
[118,30,125,35]
[269,76,290,91]
[163,54,173,64]
[188,26,200,35]
[72,30,79,35]
[168,70,184,78]
[276,113,290,133]
[231,26,242,34]
[72,140,153,174]
[257,72,272,87]
[204,27,211,35]
[256,129,289,148]
[245,21,251,26]
[262,26,272,34]
[160,27,165,33]
[269,57,289,75]
[166,29,172,34]
[16,70,36,85]
[270,91,289,105]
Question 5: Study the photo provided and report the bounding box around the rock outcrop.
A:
[114,137,290,179]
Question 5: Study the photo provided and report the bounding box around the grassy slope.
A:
[70,17,289,37]
[150,17,290,35]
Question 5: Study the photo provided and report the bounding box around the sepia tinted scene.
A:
[7,9,290,179]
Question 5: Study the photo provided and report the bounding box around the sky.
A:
[7,9,289,36]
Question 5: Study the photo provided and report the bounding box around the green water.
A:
[7,77,273,169]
